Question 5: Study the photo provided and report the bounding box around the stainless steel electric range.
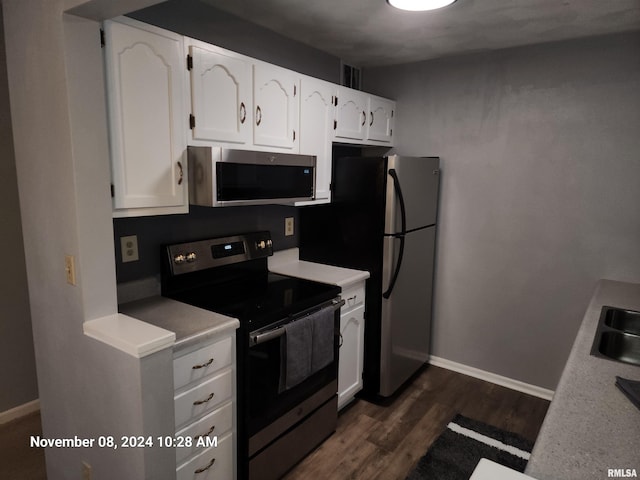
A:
[161,231,342,480]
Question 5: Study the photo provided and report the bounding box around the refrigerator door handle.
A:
[383,169,407,299]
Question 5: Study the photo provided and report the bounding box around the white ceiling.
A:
[201,0,640,67]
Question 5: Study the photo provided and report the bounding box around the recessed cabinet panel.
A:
[104,18,187,213]
[299,78,336,201]
[338,303,365,409]
[189,44,251,145]
[253,64,299,150]
[367,96,395,143]
[334,87,368,142]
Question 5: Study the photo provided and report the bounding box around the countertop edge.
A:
[83,313,176,358]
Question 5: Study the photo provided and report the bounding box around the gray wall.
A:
[364,32,640,390]
[0,3,38,413]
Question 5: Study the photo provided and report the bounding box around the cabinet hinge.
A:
[186,54,193,71]
[110,184,114,198]
[189,114,196,129]
[100,29,105,48]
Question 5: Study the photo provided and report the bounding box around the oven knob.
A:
[186,252,197,263]
[174,254,186,264]
[257,240,266,249]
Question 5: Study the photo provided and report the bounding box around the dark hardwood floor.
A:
[283,365,550,480]
[0,366,549,480]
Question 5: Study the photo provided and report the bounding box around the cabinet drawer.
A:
[175,369,233,429]
[174,337,233,391]
[176,402,233,465]
[341,283,365,312]
[176,432,233,480]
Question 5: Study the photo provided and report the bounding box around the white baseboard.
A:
[429,356,555,401]
[0,399,40,425]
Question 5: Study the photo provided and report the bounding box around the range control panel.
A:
[166,231,273,276]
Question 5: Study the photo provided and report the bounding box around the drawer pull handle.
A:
[194,425,216,441]
[193,393,214,406]
[192,358,214,370]
[348,295,357,302]
[194,458,216,474]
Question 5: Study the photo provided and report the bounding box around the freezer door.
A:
[379,226,435,397]
[385,155,440,234]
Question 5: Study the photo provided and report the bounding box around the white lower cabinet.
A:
[338,282,366,409]
[173,333,236,480]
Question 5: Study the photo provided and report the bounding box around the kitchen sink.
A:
[591,306,640,367]
[604,307,640,335]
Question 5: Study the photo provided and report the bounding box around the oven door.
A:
[245,298,343,457]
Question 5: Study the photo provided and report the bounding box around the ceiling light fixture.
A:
[387,0,456,11]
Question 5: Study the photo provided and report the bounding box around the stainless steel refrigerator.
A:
[299,149,440,398]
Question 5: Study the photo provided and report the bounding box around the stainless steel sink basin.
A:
[591,306,640,367]
[604,307,640,335]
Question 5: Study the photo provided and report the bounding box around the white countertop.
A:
[268,248,370,287]
[118,296,239,351]
[526,279,640,480]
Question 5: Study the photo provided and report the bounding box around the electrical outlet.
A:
[285,217,294,236]
[65,255,76,286]
[82,461,92,480]
[120,235,139,263]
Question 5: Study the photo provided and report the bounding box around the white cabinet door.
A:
[338,303,365,409]
[299,78,336,202]
[104,18,187,215]
[188,41,252,145]
[334,87,368,142]
[253,64,299,150]
[367,96,395,143]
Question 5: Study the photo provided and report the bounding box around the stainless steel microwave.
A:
[188,147,316,207]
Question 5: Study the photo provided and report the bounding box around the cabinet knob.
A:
[240,102,246,124]
[177,161,183,185]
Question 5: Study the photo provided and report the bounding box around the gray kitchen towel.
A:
[310,306,335,372]
[282,315,313,390]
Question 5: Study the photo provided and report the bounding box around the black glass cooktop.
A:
[166,271,340,332]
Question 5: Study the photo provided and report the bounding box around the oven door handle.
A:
[249,298,345,347]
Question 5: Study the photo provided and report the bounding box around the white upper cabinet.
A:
[103,17,188,217]
[253,64,299,151]
[299,77,337,202]
[334,87,368,142]
[367,95,395,143]
[187,40,252,145]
